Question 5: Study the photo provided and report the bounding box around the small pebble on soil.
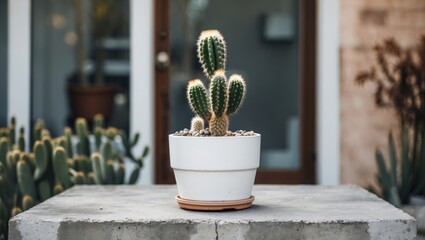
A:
[173,128,256,137]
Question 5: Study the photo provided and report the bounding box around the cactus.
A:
[18,127,25,151]
[38,181,51,201]
[33,141,47,181]
[64,127,74,157]
[71,171,86,185]
[8,116,16,150]
[21,195,34,211]
[17,160,37,200]
[197,30,227,79]
[75,118,91,156]
[53,182,64,195]
[94,114,104,129]
[33,119,44,142]
[53,147,72,189]
[187,30,246,136]
[190,117,204,132]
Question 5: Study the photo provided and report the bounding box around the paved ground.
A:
[9,185,416,240]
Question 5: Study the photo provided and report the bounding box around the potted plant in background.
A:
[357,36,425,233]
[68,0,119,120]
[169,30,261,211]
[357,36,425,206]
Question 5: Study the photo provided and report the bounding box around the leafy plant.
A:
[357,36,425,206]
[186,30,246,136]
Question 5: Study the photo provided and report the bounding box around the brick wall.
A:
[340,0,425,187]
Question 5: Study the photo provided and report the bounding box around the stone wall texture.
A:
[340,0,425,187]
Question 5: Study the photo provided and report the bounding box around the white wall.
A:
[130,0,155,184]
[316,0,340,185]
[8,0,31,148]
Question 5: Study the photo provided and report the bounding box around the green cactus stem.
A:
[76,118,91,156]
[33,119,45,142]
[131,133,140,147]
[0,199,7,224]
[34,141,47,181]
[94,114,104,129]
[0,138,7,168]
[100,141,113,183]
[64,127,74,158]
[86,172,96,185]
[105,160,115,184]
[94,127,103,151]
[18,127,25,151]
[72,171,86,185]
[190,117,204,132]
[129,166,140,184]
[22,195,35,211]
[91,153,103,184]
[53,182,64,195]
[227,74,246,115]
[8,116,16,149]
[115,163,125,184]
[38,181,51,201]
[17,160,37,200]
[53,147,72,189]
[11,207,22,217]
[187,80,211,120]
[210,70,228,117]
[197,30,227,79]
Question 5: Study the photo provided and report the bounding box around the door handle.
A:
[155,51,170,70]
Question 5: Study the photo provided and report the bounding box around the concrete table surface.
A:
[9,185,415,240]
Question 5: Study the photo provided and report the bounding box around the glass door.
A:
[155,0,316,183]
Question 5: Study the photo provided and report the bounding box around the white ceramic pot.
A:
[169,134,261,201]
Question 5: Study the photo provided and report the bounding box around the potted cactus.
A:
[169,30,261,210]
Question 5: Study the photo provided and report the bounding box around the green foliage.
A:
[373,128,425,207]
[33,141,47,181]
[186,30,246,136]
[0,115,150,239]
[17,160,37,200]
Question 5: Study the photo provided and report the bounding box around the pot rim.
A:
[169,133,261,139]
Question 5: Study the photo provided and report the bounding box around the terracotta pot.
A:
[169,134,261,209]
[69,85,117,119]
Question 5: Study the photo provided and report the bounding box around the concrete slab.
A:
[9,185,415,240]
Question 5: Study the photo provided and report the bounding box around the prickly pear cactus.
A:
[186,30,246,136]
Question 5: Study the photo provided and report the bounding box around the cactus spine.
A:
[187,30,246,136]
